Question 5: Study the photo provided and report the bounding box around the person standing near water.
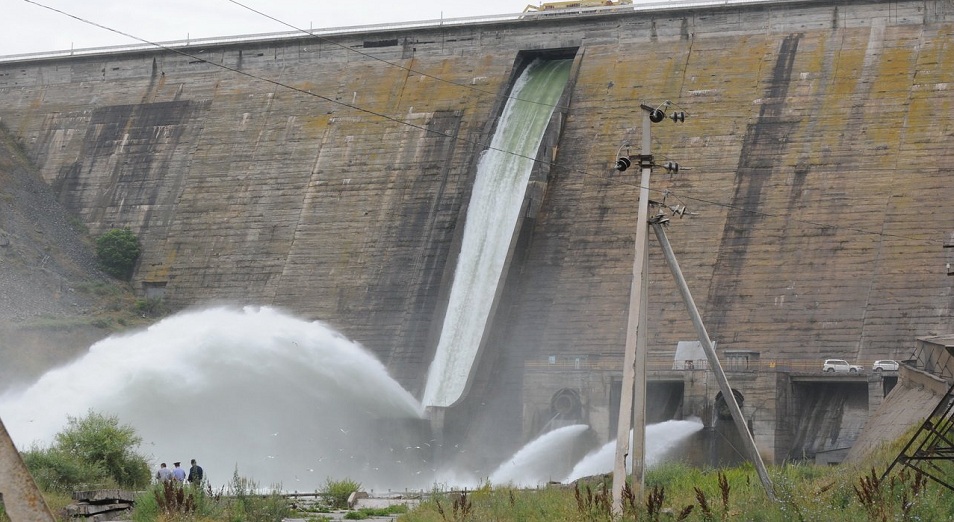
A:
[172,461,187,482]
[187,458,204,485]
[155,462,173,482]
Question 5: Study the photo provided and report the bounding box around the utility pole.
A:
[651,219,776,501]
[611,102,682,513]
[611,102,774,514]
[0,416,56,521]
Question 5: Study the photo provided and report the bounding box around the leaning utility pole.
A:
[611,102,686,512]
[651,218,776,501]
[0,416,56,521]
[611,102,774,515]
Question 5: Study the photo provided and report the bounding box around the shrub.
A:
[21,444,107,492]
[224,468,293,522]
[135,297,167,318]
[133,468,291,522]
[133,480,219,521]
[23,411,151,491]
[323,477,361,509]
[95,228,141,280]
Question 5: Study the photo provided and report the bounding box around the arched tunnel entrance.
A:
[609,380,685,435]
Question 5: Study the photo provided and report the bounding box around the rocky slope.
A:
[0,125,137,389]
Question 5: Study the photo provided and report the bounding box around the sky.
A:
[3,0,532,57]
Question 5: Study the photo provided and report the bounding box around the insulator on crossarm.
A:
[615,157,632,171]
[663,161,679,174]
[669,111,686,123]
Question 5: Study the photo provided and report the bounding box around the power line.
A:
[223,0,570,111]
[20,0,544,164]
[583,168,945,245]
[18,0,948,248]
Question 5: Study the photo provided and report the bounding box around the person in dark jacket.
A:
[187,458,204,485]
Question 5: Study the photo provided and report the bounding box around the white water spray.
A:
[0,307,707,490]
[488,424,593,487]
[0,306,427,491]
[563,419,704,483]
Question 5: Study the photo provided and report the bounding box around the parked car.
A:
[823,359,862,373]
[872,360,900,372]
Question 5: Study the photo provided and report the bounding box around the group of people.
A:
[155,459,204,485]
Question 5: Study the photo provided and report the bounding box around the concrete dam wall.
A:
[3,0,954,465]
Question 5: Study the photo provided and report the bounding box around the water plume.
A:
[0,307,708,491]
[488,424,595,487]
[0,306,426,491]
[563,419,704,483]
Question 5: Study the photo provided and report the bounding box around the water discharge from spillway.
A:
[488,424,592,487]
[0,307,704,491]
[488,419,705,488]
[0,306,429,492]
[563,419,705,483]
[422,58,572,408]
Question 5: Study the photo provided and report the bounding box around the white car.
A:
[823,359,861,373]
[872,360,899,372]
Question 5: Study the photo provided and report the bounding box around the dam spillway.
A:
[1,0,954,469]
[423,58,572,409]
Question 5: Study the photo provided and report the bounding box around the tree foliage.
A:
[95,227,141,280]
[22,411,151,492]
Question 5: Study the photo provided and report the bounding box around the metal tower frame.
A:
[883,379,954,491]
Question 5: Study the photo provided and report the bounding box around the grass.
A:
[397,465,954,521]
[397,432,954,521]
[15,422,953,521]
[20,457,951,521]
[131,470,294,522]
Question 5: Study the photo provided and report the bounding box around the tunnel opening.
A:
[609,380,686,435]
[881,374,898,396]
[788,381,870,464]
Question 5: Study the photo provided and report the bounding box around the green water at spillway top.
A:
[422,58,572,408]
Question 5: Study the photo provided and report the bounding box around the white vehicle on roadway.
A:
[872,360,900,372]
[823,359,861,373]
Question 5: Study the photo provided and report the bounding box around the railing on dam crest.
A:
[2,0,788,63]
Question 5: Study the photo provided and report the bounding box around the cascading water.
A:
[0,306,429,491]
[422,58,572,408]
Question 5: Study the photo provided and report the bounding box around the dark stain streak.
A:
[704,33,802,332]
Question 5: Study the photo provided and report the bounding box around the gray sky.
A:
[4,0,530,57]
